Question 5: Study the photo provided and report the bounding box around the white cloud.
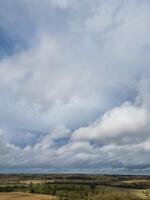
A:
[0,0,150,173]
[72,102,147,141]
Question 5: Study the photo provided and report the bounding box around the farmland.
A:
[0,174,150,200]
[0,192,58,200]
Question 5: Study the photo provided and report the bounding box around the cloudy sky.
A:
[0,0,150,174]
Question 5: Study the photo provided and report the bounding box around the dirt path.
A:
[0,192,58,200]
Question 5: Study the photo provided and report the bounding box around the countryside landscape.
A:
[1,0,150,199]
[1,174,150,200]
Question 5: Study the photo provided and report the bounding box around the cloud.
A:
[0,0,150,173]
[85,0,124,33]
[72,102,148,141]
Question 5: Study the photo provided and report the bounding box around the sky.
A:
[0,0,150,174]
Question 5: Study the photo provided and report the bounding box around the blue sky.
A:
[0,0,150,174]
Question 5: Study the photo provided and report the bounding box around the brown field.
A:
[19,179,50,184]
[133,189,150,199]
[0,192,58,200]
[122,179,150,183]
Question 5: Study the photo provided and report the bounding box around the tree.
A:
[29,182,34,193]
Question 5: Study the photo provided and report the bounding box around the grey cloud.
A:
[0,0,150,173]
